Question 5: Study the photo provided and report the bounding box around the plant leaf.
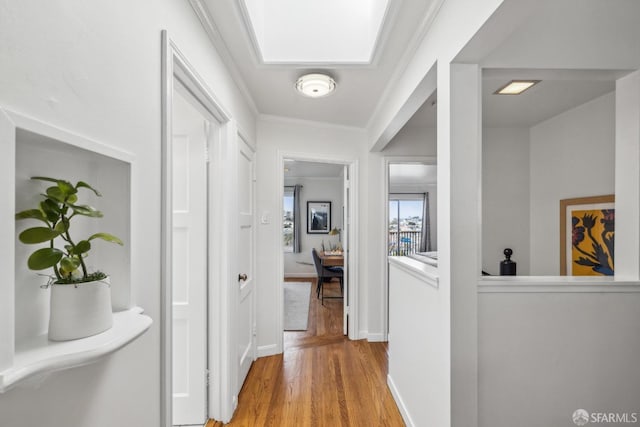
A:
[89,232,123,245]
[46,186,66,203]
[73,240,91,254]
[15,209,48,223]
[76,181,102,197]
[56,180,77,197]
[60,256,81,272]
[40,198,61,216]
[68,204,103,217]
[31,176,60,184]
[54,219,69,234]
[67,194,78,204]
[18,227,62,244]
[27,248,64,270]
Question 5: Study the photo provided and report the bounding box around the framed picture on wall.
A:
[560,195,615,276]
[307,201,331,234]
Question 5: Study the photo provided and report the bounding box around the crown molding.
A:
[188,0,259,116]
[259,113,366,133]
[235,0,266,65]
[367,0,402,67]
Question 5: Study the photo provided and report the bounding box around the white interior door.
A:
[172,87,208,426]
[235,137,256,395]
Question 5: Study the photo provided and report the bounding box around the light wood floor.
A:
[207,277,405,426]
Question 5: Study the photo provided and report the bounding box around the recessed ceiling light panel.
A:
[296,73,336,98]
[494,80,541,95]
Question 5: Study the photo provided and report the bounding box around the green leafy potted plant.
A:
[16,176,123,341]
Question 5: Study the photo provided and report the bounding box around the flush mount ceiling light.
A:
[295,73,336,98]
[494,80,541,95]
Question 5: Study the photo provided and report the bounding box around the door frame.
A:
[161,31,235,426]
[382,156,436,341]
[276,151,360,348]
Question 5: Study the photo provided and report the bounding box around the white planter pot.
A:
[48,277,113,341]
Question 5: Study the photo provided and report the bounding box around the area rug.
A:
[284,282,311,331]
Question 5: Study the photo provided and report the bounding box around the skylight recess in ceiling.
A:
[241,0,390,64]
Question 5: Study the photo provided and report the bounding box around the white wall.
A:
[614,70,640,280]
[367,2,505,425]
[529,92,615,275]
[478,290,640,427]
[482,127,530,275]
[360,125,438,340]
[0,1,255,425]
[284,177,343,276]
[388,261,448,427]
[483,94,617,276]
[255,116,368,351]
[383,125,437,155]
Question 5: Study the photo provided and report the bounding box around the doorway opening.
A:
[277,154,358,352]
[281,160,348,350]
[388,163,438,257]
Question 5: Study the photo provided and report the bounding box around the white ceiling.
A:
[194,0,640,132]
[403,69,623,131]
[389,164,437,187]
[482,69,623,128]
[197,0,440,127]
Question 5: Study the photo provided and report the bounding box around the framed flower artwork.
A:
[560,195,615,276]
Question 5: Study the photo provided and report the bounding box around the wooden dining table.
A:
[318,251,344,267]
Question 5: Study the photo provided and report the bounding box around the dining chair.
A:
[311,248,343,305]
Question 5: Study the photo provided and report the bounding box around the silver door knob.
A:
[238,273,248,281]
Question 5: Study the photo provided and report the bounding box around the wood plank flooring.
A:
[207,278,405,426]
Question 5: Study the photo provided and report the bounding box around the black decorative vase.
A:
[500,248,516,276]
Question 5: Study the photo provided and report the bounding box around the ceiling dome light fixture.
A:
[295,73,336,98]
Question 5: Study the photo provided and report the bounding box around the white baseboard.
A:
[367,333,386,342]
[284,273,316,278]
[257,344,279,358]
[387,374,415,427]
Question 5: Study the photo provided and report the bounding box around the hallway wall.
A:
[482,127,530,275]
[0,1,255,426]
[479,290,640,427]
[529,92,615,275]
[255,116,368,352]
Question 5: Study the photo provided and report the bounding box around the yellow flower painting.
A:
[560,195,615,276]
[570,209,614,276]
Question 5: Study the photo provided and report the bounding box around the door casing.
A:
[162,31,245,425]
[382,156,436,341]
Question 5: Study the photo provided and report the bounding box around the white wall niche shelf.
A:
[0,307,152,393]
[0,107,149,392]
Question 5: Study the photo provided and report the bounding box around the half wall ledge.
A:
[0,307,152,393]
